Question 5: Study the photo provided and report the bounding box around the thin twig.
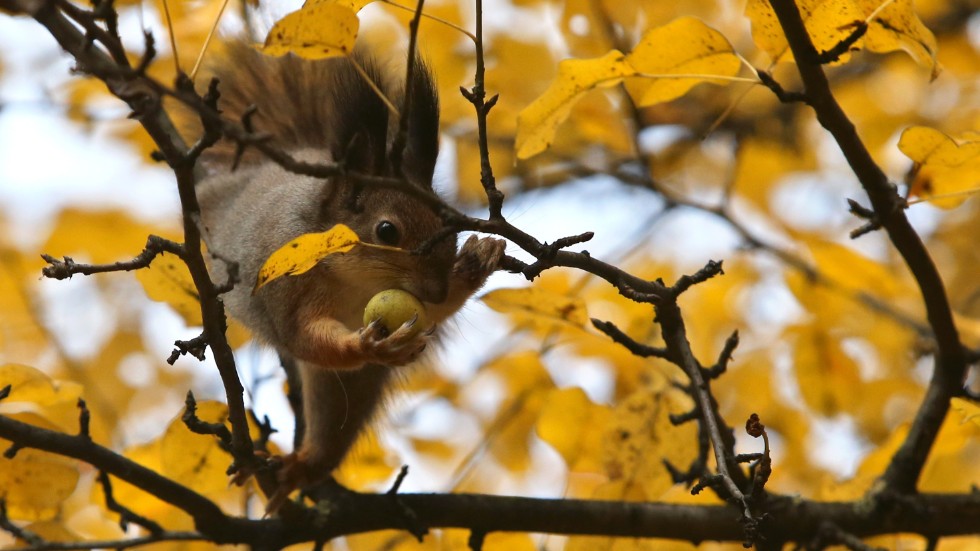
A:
[40,235,184,280]
[461,0,504,218]
[98,471,165,535]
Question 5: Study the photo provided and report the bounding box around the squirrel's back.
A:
[201,41,439,186]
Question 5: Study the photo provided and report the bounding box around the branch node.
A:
[691,473,724,495]
[814,21,868,64]
[77,398,91,440]
[182,391,232,446]
[468,530,487,551]
[755,69,807,103]
[169,333,209,365]
[745,413,772,504]
[4,442,24,459]
[387,465,410,495]
[669,408,699,426]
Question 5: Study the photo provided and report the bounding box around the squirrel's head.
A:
[315,48,452,304]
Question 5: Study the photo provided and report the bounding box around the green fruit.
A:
[363,289,429,337]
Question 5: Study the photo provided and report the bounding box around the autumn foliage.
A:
[1,0,979,549]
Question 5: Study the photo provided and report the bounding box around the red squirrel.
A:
[195,42,505,506]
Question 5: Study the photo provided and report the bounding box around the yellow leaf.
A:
[898,126,980,209]
[856,0,939,79]
[481,286,589,330]
[484,351,555,396]
[346,529,439,551]
[475,353,555,472]
[330,0,374,11]
[160,401,233,494]
[16,521,80,544]
[42,209,169,265]
[262,1,359,60]
[482,533,537,551]
[0,364,80,410]
[805,239,909,298]
[0,413,80,521]
[603,382,696,499]
[0,250,49,366]
[134,255,252,346]
[136,254,201,324]
[254,224,360,292]
[920,407,980,493]
[950,397,980,428]
[536,387,610,473]
[626,17,742,107]
[733,138,816,212]
[0,364,84,432]
[516,50,636,159]
[408,436,456,461]
[334,429,397,490]
[819,424,906,499]
[791,324,862,416]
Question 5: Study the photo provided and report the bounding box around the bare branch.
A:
[767,0,967,495]
[40,235,184,280]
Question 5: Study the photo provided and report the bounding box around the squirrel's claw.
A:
[263,451,316,516]
[356,318,430,366]
[454,236,506,285]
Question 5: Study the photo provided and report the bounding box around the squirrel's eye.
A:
[375,220,400,245]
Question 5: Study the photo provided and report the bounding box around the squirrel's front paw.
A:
[454,235,506,286]
[358,318,431,366]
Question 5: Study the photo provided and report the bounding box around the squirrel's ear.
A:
[329,56,390,175]
[400,57,440,188]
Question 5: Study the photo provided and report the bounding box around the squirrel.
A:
[194,42,505,508]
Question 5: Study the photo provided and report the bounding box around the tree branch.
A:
[768,0,967,495]
[3,391,980,547]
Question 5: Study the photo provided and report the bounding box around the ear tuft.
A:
[328,55,390,175]
[400,57,440,188]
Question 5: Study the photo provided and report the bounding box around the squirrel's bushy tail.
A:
[200,42,440,186]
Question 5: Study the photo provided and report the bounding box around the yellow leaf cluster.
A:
[745,0,938,77]
[516,17,742,159]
